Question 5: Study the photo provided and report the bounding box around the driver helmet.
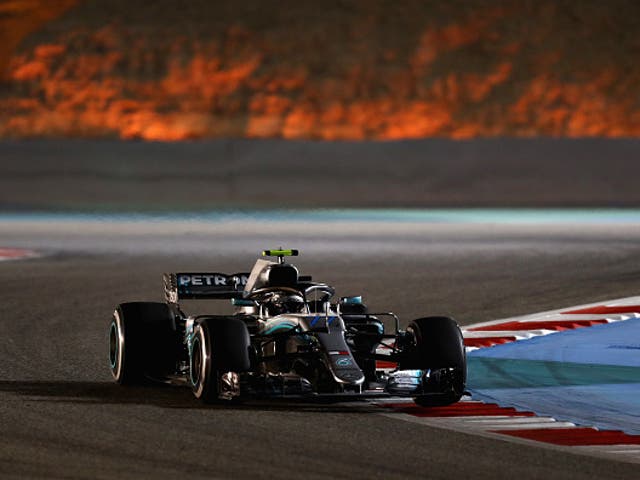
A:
[265,293,307,316]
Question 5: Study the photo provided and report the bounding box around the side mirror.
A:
[340,296,362,305]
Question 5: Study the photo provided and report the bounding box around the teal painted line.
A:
[3,208,640,224]
[468,357,640,390]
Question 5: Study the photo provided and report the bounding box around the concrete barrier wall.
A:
[1,138,639,210]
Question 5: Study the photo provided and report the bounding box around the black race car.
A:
[108,249,466,405]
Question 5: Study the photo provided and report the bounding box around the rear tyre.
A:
[109,302,177,385]
[401,316,466,406]
[190,318,251,403]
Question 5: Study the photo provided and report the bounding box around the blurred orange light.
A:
[1,5,638,140]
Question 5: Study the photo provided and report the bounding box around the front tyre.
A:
[190,318,250,403]
[401,316,466,406]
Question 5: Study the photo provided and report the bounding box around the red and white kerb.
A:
[0,248,38,261]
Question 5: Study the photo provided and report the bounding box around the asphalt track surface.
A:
[2,222,640,479]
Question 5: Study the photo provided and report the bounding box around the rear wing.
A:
[164,272,250,303]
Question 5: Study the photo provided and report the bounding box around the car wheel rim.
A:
[190,325,212,399]
[109,311,125,380]
[109,321,118,369]
[190,335,202,388]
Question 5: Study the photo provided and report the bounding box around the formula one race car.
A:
[108,249,466,405]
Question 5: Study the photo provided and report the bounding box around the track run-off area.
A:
[1,212,640,479]
[378,298,640,465]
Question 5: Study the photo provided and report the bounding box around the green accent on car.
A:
[263,322,297,335]
[262,249,299,257]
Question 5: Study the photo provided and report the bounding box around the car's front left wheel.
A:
[190,317,251,403]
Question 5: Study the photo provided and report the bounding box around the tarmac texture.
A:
[2,222,640,479]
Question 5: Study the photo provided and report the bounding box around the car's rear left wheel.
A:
[109,302,177,385]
